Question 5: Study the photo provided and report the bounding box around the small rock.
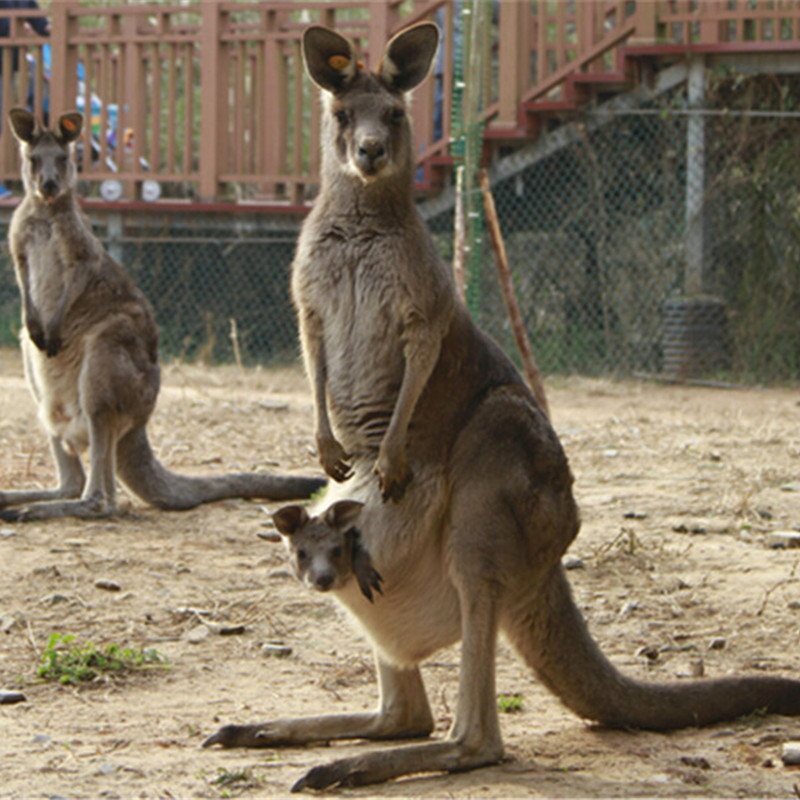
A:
[0,529,18,538]
[618,600,640,620]
[218,625,246,636]
[780,483,800,493]
[40,593,69,606]
[65,538,90,548]
[94,579,121,592]
[689,658,705,678]
[680,755,711,769]
[636,645,660,662]
[562,555,584,570]
[708,637,726,651]
[187,625,210,644]
[765,531,800,549]
[258,531,282,543]
[262,642,292,658]
[0,690,26,705]
[781,742,800,766]
[32,733,51,744]
[623,511,647,520]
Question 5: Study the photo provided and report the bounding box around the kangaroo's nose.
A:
[41,178,59,198]
[356,138,387,174]
[358,139,385,160]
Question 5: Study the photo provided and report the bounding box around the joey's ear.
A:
[302,25,359,93]
[57,112,83,144]
[8,107,38,144]
[272,504,310,536]
[324,500,365,529]
[379,22,439,93]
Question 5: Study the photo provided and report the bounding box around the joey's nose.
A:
[314,572,335,591]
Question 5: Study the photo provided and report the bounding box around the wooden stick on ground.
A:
[478,168,551,419]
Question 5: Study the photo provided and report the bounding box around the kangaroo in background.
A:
[1,109,325,522]
[273,500,383,602]
[203,24,800,791]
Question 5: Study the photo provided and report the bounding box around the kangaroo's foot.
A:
[291,737,504,792]
[0,496,114,522]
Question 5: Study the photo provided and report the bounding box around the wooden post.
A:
[495,0,527,129]
[478,168,550,419]
[199,2,222,201]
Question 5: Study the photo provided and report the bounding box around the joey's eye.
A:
[331,546,343,559]
[297,549,307,561]
[334,109,348,126]
[390,107,405,125]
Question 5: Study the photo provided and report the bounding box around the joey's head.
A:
[273,500,365,594]
[8,108,83,203]
[302,22,439,186]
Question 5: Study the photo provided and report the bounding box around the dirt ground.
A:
[1,346,799,799]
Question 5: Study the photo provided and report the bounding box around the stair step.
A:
[570,71,631,90]
[522,99,578,114]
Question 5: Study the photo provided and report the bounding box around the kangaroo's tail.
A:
[504,565,800,730]
[117,427,326,511]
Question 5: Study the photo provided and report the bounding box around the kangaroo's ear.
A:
[8,107,38,144]
[302,25,359,93]
[57,112,83,144]
[379,22,439,93]
[324,500,365,529]
[272,504,310,536]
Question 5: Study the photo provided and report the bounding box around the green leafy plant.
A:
[38,633,168,685]
[497,693,524,713]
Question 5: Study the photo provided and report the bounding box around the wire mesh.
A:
[1,73,799,383]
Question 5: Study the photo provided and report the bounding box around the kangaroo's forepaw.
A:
[376,463,412,503]
[317,437,353,483]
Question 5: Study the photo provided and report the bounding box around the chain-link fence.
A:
[1,72,799,383]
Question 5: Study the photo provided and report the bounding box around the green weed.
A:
[497,693,524,713]
[37,633,168,685]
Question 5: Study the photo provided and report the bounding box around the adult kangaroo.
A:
[1,109,325,522]
[203,23,800,790]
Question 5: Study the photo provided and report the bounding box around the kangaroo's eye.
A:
[334,109,348,126]
[331,546,343,559]
[297,549,307,561]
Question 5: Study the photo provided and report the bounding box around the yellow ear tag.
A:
[62,118,77,132]
[328,54,350,71]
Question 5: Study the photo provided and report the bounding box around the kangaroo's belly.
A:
[21,333,88,452]
[322,465,462,666]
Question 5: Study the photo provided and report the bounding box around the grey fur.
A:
[1,109,325,521]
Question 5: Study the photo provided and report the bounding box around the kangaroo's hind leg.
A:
[203,655,434,749]
[0,433,85,515]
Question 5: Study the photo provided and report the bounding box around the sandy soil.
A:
[1,347,799,799]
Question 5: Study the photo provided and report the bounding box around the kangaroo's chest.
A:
[22,219,68,318]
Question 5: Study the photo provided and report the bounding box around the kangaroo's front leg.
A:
[375,308,442,502]
[300,309,351,482]
[203,656,433,748]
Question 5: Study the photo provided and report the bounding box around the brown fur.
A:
[1,109,325,522]
[203,24,800,791]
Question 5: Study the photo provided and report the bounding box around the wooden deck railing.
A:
[2,1,800,207]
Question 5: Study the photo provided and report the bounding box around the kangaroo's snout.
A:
[40,177,60,200]
[356,137,388,175]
